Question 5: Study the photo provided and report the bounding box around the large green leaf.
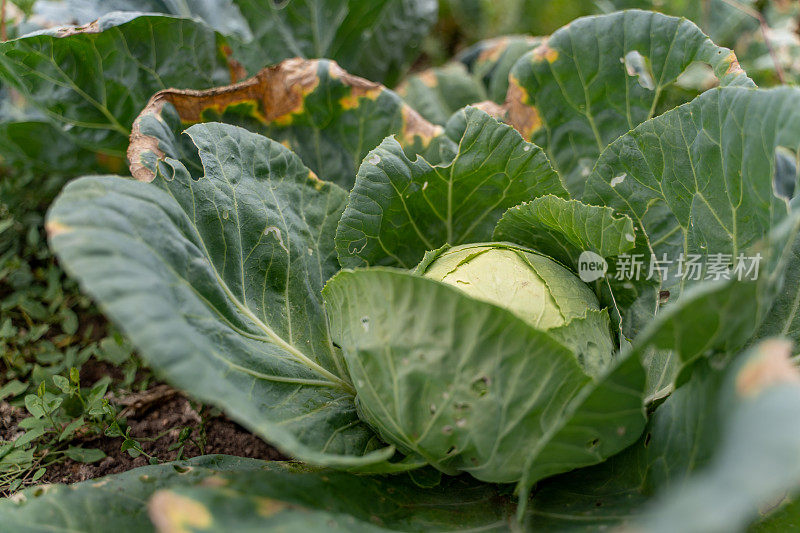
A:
[522,364,723,530]
[507,10,754,197]
[624,212,799,399]
[756,223,800,344]
[336,106,568,269]
[4,340,795,531]
[524,338,800,531]
[128,58,454,188]
[323,268,646,497]
[631,280,779,399]
[639,339,800,532]
[585,86,800,295]
[46,123,398,468]
[148,464,517,532]
[607,0,758,49]
[626,213,798,399]
[0,13,232,162]
[582,86,800,393]
[0,4,438,178]
[0,455,266,533]
[29,0,438,86]
[0,456,519,532]
[606,0,797,88]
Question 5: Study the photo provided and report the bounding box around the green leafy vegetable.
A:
[417,242,616,377]
[2,5,799,531]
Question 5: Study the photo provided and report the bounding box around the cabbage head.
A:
[420,243,614,376]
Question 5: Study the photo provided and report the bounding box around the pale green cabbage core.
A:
[423,244,600,330]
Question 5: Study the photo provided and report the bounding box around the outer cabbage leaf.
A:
[582,86,800,395]
[323,268,646,499]
[4,341,794,531]
[46,123,399,469]
[0,5,439,177]
[336,106,568,269]
[607,0,758,49]
[147,463,519,532]
[0,456,520,532]
[585,86,800,296]
[606,0,799,86]
[128,58,454,189]
[627,234,797,401]
[0,13,232,163]
[622,211,800,399]
[507,10,754,197]
[639,339,800,532]
[0,455,266,532]
[29,0,437,86]
[756,221,800,344]
[524,338,800,532]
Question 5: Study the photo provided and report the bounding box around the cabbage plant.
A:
[3,5,800,532]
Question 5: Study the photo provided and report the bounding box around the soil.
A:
[2,383,284,488]
[0,402,27,443]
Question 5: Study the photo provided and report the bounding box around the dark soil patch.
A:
[0,402,27,443]
[39,388,285,485]
[78,359,127,384]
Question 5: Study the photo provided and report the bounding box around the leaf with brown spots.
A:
[396,63,487,126]
[506,11,754,197]
[129,58,455,189]
[457,35,544,104]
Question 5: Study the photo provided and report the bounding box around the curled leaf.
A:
[128,58,452,188]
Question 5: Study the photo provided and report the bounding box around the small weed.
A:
[0,170,151,494]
